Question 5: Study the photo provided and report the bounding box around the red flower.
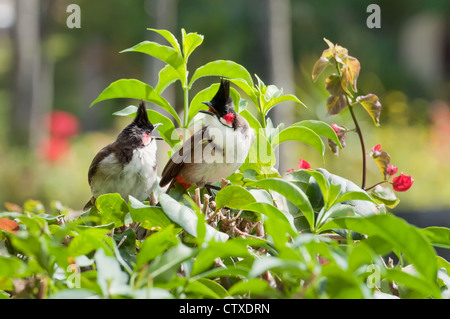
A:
[286,168,295,173]
[392,173,414,192]
[386,164,398,176]
[47,111,79,138]
[39,136,70,162]
[298,158,311,170]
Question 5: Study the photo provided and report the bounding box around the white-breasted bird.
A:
[84,101,162,210]
[159,79,255,194]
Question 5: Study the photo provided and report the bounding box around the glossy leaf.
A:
[272,126,325,160]
[247,178,314,228]
[120,41,184,75]
[128,196,172,230]
[292,120,342,149]
[95,193,129,228]
[90,79,181,124]
[215,185,256,211]
[135,224,179,270]
[189,60,253,88]
[191,240,254,276]
[155,64,181,94]
[369,185,400,209]
[147,28,181,53]
[181,29,204,61]
[263,94,306,115]
[159,193,228,242]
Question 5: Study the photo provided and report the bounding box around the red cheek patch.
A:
[142,133,151,145]
[223,113,235,125]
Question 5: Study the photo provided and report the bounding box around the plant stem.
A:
[364,180,388,192]
[346,96,366,189]
[183,85,189,129]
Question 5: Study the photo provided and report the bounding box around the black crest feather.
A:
[210,79,232,111]
[134,101,154,130]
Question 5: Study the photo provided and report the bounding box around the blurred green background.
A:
[0,0,449,213]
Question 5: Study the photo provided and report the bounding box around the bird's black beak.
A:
[200,101,219,117]
[151,123,164,140]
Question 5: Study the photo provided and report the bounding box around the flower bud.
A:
[386,164,398,176]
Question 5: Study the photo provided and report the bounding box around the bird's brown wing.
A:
[159,127,207,187]
[87,143,116,186]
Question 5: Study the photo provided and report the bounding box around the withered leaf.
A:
[356,94,382,126]
[326,95,348,115]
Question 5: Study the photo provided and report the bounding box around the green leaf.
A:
[291,120,342,149]
[384,268,441,299]
[317,168,380,217]
[120,41,185,75]
[147,28,181,53]
[95,193,129,228]
[0,256,30,278]
[247,179,314,228]
[135,224,179,270]
[147,243,195,281]
[94,248,130,297]
[189,60,253,88]
[128,196,172,230]
[230,78,259,106]
[68,228,110,257]
[191,240,254,276]
[355,94,382,126]
[263,94,306,115]
[320,214,438,281]
[186,278,229,299]
[272,126,325,160]
[90,79,181,125]
[228,278,280,297]
[155,64,181,94]
[240,109,261,131]
[243,128,276,168]
[215,185,256,211]
[243,202,297,238]
[181,29,204,61]
[248,256,308,278]
[369,185,400,209]
[421,227,450,249]
[159,193,229,242]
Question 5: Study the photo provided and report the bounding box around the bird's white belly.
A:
[91,142,157,201]
[183,126,254,186]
